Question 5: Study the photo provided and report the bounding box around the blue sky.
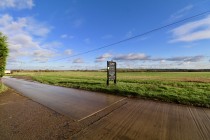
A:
[1,0,210,70]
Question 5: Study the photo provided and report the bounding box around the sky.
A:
[1,0,210,70]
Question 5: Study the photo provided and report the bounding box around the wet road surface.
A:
[2,77,123,120]
[2,77,210,140]
[73,99,210,140]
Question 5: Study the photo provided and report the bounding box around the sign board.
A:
[107,61,116,85]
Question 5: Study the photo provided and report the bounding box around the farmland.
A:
[11,71,210,107]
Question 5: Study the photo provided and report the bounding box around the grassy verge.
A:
[11,71,210,108]
[0,82,8,94]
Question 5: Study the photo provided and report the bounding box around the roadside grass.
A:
[0,82,7,94]
[11,71,210,107]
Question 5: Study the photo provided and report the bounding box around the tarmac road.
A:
[2,77,210,140]
[2,77,123,120]
[73,99,210,140]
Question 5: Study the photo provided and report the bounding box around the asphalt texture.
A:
[72,99,210,140]
[2,77,210,140]
[2,77,123,120]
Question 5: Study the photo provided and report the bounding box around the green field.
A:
[11,71,210,107]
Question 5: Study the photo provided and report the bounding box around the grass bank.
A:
[0,82,7,94]
[11,71,210,107]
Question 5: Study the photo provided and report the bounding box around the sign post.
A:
[107,61,116,85]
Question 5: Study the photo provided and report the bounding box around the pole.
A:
[107,61,109,86]
[114,62,116,84]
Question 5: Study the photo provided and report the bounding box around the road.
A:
[2,77,123,120]
[73,99,210,140]
[2,77,210,140]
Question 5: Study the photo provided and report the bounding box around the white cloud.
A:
[7,55,19,63]
[169,5,194,21]
[0,14,13,25]
[151,55,204,63]
[111,52,204,65]
[61,34,74,39]
[10,34,39,48]
[25,18,51,37]
[33,49,54,57]
[33,49,55,63]
[95,53,112,62]
[61,34,68,38]
[0,0,34,9]
[64,49,73,55]
[0,14,26,35]
[33,58,49,63]
[113,53,149,61]
[170,15,210,42]
[165,55,204,62]
[42,41,62,48]
[73,58,84,63]
[0,14,57,65]
[0,14,51,38]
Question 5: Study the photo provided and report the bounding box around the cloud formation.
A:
[33,49,55,63]
[61,34,74,39]
[95,53,112,62]
[110,53,204,64]
[73,58,84,63]
[42,41,62,49]
[165,55,204,62]
[25,18,51,37]
[152,55,204,62]
[64,49,73,55]
[0,14,56,63]
[0,0,34,9]
[113,53,149,61]
[170,15,210,42]
[169,5,193,21]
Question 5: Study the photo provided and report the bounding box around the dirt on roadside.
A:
[0,89,82,140]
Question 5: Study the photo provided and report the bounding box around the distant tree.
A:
[0,32,9,77]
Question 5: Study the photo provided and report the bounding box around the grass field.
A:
[11,71,210,107]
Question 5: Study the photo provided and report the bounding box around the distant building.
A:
[5,70,11,74]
